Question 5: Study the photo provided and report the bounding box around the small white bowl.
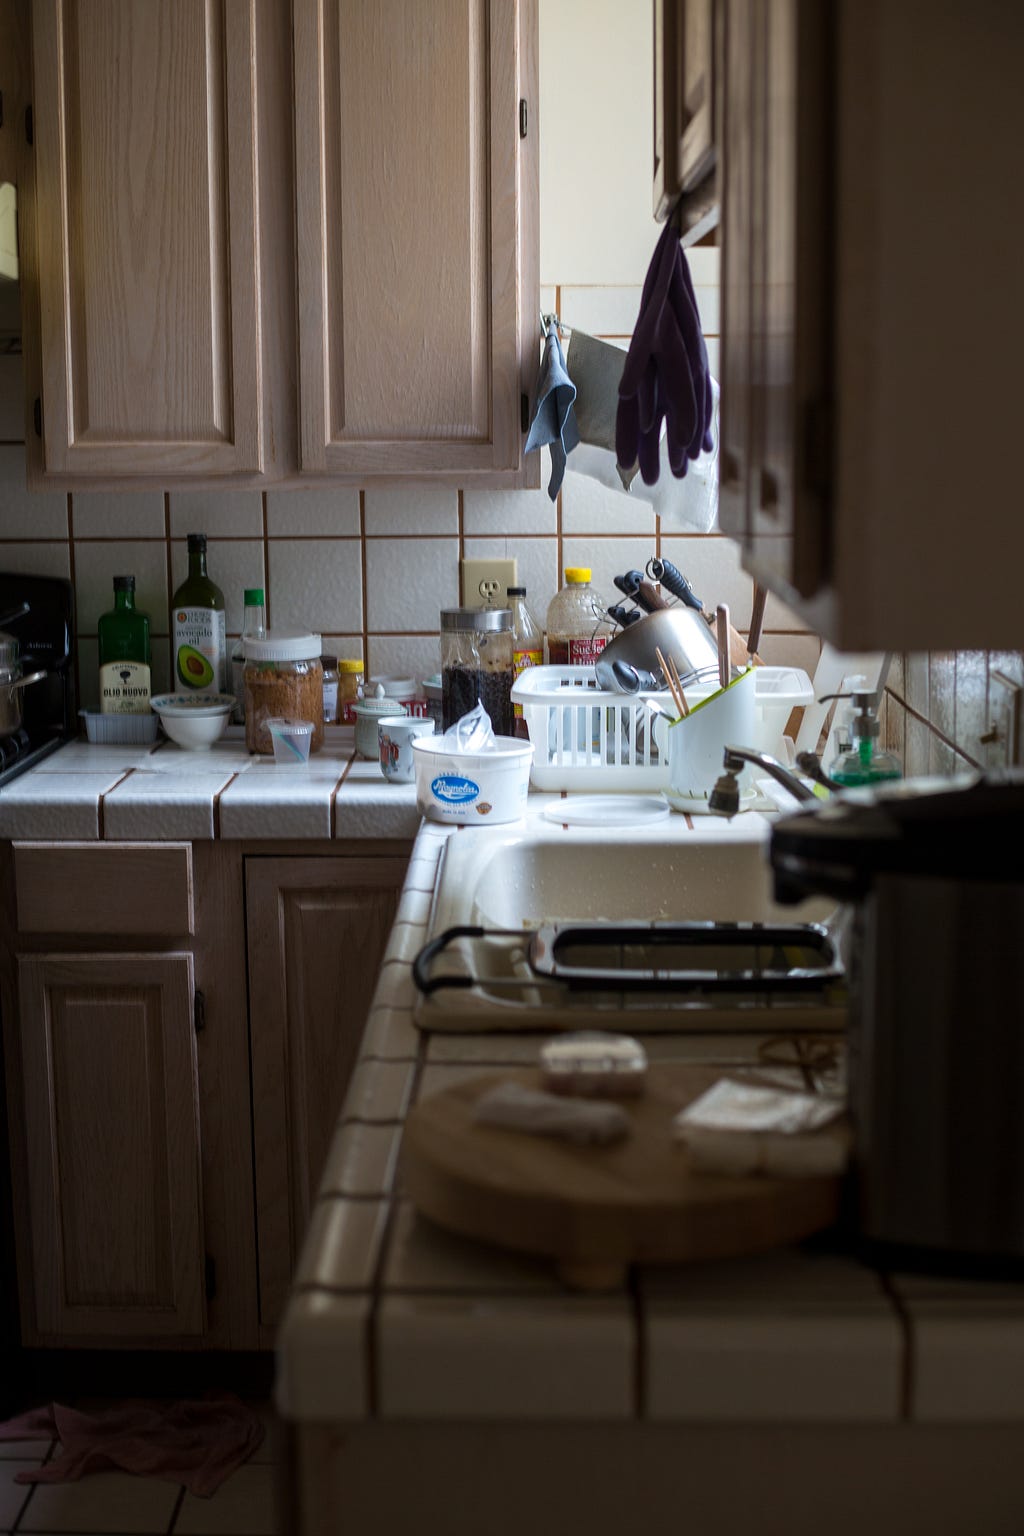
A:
[150,693,234,750]
[266,717,314,766]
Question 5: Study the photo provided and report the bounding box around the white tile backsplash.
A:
[364,484,459,535]
[365,537,459,633]
[0,446,68,537]
[168,489,264,539]
[267,538,363,634]
[266,486,360,537]
[0,540,71,579]
[72,490,166,539]
[73,540,169,634]
[561,467,656,536]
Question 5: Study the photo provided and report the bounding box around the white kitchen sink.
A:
[429,811,832,935]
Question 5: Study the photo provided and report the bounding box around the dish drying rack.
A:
[511,664,816,792]
[511,665,674,790]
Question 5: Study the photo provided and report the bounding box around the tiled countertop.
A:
[277,815,1024,1428]
[0,729,419,841]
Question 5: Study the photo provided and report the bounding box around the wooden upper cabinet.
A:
[29,0,262,477]
[293,0,534,477]
[654,0,717,224]
[16,952,205,1340]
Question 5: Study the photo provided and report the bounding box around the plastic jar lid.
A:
[440,607,512,632]
[564,567,591,583]
[243,629,322,662]
[338,658,364,674]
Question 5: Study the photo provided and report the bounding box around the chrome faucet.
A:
[708,745,841,817]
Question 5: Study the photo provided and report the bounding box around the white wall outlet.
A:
[460,557,518,608]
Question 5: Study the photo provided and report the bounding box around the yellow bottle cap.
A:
[337,658,364,673]
[564,567,591,583]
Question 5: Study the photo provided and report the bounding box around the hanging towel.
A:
[564,329,637,490]
[525,324,580,499]
[0,1395,265,1498]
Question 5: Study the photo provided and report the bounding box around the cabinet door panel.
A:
[17,953,204,1338]
[247,858,406,1330]
[294,0,524,475]
[31,0,262,476]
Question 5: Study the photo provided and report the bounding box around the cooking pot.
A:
[595,606,720,694]
[0,631,49,737]
[770,773,1024,1269]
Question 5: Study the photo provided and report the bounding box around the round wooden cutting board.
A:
[402,1065,845,1289]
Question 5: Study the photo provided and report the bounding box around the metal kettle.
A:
[769,774,1024,1268]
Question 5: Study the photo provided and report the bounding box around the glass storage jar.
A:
[440,608,514,735]
[243,630,324,754]
[320,654,340,724]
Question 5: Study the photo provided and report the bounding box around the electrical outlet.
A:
[461,557,518,608]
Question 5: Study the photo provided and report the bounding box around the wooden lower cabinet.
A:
[246,857,406,1334]
[0,838,411,1350]
[16,952,205,1339]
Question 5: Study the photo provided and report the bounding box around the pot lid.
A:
[770,773,1024,899]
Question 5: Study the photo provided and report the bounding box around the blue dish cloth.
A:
[525,326,580,499]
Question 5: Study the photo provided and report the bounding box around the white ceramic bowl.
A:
[150,693,234,750]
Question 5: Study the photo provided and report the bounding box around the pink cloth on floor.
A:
[0,1394,265,1497]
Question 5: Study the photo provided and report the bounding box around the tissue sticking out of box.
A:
[673,1078,849,1179]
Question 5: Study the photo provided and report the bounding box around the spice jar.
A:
[243,630,324,754]
[320,654,340,724]
[337,658,365,724]
[440,608,514,736]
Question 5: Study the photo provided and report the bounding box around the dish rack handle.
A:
[412,926,487,995]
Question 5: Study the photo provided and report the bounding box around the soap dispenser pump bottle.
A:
[822,690,902,786]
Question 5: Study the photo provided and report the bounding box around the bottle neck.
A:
[242,603,266,638]
[114,589,135,612]
[188,548,208,579]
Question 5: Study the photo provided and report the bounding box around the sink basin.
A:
[419,811,843,1033]
[429,814,833,935]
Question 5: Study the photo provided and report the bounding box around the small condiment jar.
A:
[352,685,405,760]
[337,658,365,724]
[320,654,340,724]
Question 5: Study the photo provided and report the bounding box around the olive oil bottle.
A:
[171,533,226,693]
[98,575,152,714]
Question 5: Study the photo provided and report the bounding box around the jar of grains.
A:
[337,658,365,723]
[243,630,324,754]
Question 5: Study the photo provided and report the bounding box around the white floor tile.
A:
[18,1468,180,1533]
[173,1462,277,1535]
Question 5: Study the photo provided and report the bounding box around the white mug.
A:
[378,715,436,783]
[655,667,757,811]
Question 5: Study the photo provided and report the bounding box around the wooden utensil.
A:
[748,583,768,659]
[403,1064,846,1291]
[716,604,731,689]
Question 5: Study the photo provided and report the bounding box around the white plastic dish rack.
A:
[511,664,814,792]
[511,665,672,790]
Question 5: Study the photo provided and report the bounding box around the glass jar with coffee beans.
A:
[439,608,514,736]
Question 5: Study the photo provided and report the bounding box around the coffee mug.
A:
[655,666,756,811]
[378,715,436,783]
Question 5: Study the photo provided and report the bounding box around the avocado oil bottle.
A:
[98,575,151,714]
[171,533,226,693]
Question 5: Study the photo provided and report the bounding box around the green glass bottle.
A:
[171,532,226,693]
[98,575,152,715]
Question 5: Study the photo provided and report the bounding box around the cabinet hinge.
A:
[25,103,33,146]
[33,397,42,438]
[193,989,206,1033]
[520,393,529,433]
[519,98,528,138]
[205,1254,216,1301]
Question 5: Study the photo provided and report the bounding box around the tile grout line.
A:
[166,1480,188,1534]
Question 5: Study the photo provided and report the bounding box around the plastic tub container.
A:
[79,710,160,745]
[411,735,534,825]
[266,717,314,765]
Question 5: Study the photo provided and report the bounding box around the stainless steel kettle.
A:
[770,774,1024,1268]
[0,603,48,738]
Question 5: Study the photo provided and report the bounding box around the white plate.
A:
[542,794,670,827]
